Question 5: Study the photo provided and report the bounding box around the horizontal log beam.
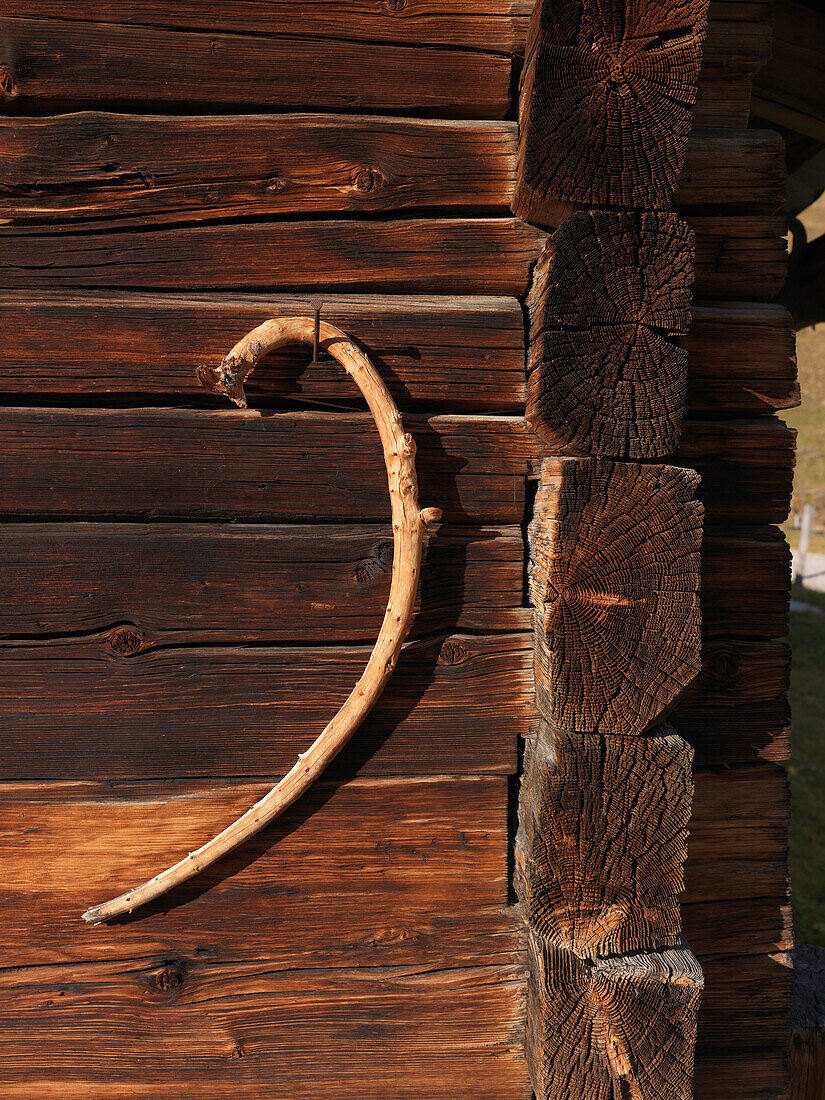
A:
[0,522,525,643]
[0,774,522,968]
[0,216,785,299]
[0,118,784,224]
[0,294,796,417]
[0,17,513,118]
[0,409,795,525]
[0,632,533,779]
[701,525,791,639]
[0,950,531,1098]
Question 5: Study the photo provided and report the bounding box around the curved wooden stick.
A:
[82,316,440,925]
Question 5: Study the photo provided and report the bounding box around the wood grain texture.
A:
[0,632,533,780]
[526,212,694,458]
[0,218,547,296]
[513,0,710,225]
[0,410,537,524]
[0,114,517,223]
[0,16,513,118]
[684,301,798,415]
[526,931,702,1100]
[0,217,783,298]
[0,121,784,224]
[529,458,703,735]
[752,0,825,143]
[0,409,795,524]
[678,416,796,524]
[0,522,526,643]
[0,293,796,417]
[700,525,791,639]
[0,774,521,967]
[0,291,527,409]
[0,954,531,1099]
[517,724,693,957]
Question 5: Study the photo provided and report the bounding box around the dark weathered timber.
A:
[690,763,789,864]
[0,633,533,779]
[529,459,703,735]
[674,128,785,213]
[684,214,788,299]
[0,291,527,409]
[684,301,798,415]
[692,76,755,130]
[0,17,513,118]
[700,525,792,638]
[0,0,772,58]
[0,294,796,418]
[688,639,790,707]
[526,931,702,1100]
[0,114,517,223]
[526,212,694,457]
[752,0,825,143]
[0,775,521,968]
[0,523,525,643]
[513,0,710,225]
[0,218,546,296]
[0,119,784,223]
[678,417,796,525]
[676,698,790,766]
[517,724,693,957]
[0,954,531,1099]
[0,217,784,297]
[0,410,537,524]
[694,953,792,1100]
[0,409,795,524]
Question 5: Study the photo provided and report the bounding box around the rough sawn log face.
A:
[526,210,695,457]
[512,0,711,226]
[529,458,703,736]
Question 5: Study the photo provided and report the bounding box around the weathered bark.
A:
[529,458,703,736]
[513,0,711,226]
[517,724,693,957]
[526,211,694,457]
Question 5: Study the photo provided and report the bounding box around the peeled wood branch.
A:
[82,316,440,924]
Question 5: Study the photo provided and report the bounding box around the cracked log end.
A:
[529,457,703,735]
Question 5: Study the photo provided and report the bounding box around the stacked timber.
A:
[0,2,794,1098]
[511,0,795,1097]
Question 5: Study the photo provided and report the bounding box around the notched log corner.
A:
[529,457,703,736]
[512,0,711,227]
[517,723,694,958]
[527,930,703,1100]
[526,211,695,459]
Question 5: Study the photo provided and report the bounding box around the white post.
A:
[794,504,814,586]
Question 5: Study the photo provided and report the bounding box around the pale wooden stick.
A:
[82,317,440,925]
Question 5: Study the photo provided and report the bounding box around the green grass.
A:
[787,587,825,945]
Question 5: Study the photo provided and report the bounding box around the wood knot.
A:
[354,540,393,583]
[352,167,386,194]
[144,958,186,996]
[106,626,144,657]
[439,640,468,665]
[0,67,17,98]
[266,177,286,192]
[709,650,740,683]
[384,0,407,10]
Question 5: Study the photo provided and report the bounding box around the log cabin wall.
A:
[0,2,794,1098]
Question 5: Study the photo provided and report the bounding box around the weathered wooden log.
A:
[701,525,791,639]
[517,724,693,957]
[0,216,785,298]
[0,409,795,524]
[0,951,531,1100]
[526,931,703,1100]
[513,0,710,226]
[0,118,784,223]
[0,522,526,642]
[529,458,703,735]
[526,211,694,457]
[0,293,796,416]
[0,16,513,118]
[0,632,533,780]
[0,774,520,969]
